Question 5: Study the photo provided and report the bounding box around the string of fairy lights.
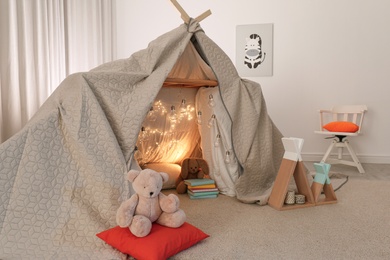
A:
[134,94,235,165]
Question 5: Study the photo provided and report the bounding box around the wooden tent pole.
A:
[195,9,212,23]
[170,0,190,23]
[170,0,211,24]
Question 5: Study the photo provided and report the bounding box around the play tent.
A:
[0,18,284,258]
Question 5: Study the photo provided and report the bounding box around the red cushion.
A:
[96,222,209,260]
[323,121,359,133]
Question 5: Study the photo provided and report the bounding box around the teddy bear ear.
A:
[180,158,189,179]
[197,159,209,174]
[159,172,169,183]
[127,170,140,182]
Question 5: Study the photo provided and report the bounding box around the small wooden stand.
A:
[268,138,315,210]
[311,162,337,205]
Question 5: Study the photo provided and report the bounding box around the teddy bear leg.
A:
[130,215,152,237]
[157,209,186,228]
[176,181,187,194]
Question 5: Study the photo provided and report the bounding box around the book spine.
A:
[187,184,216,189]
[188,190,219,197]
[188,194,218,199]
[184,179,215,186]
[189,188,219,193]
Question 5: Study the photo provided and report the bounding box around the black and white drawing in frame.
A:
[236,23,273,77]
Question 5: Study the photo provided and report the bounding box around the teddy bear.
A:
[175,157,210,194]
[116,168,186,237]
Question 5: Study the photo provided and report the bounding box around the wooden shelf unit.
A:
[268,137,315,211]
[269,138,338,210]
[268,159,315,210]
[311,162,337,205]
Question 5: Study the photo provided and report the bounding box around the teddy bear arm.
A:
[197,170,205,179]
[159,193,180,213]
[176,180,187,194]
[116,194,139,227]
[175,174,184,187]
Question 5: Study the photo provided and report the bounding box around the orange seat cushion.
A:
[323,121,359,133]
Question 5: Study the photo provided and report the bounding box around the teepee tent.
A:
[0,9,284,258]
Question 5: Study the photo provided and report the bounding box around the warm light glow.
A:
[154,100,168,115]
[169,140,191,162]
[135,97,199,165]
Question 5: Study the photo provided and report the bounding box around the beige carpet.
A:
[169,178,390,259]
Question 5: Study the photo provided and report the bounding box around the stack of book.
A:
[184,178,219,199]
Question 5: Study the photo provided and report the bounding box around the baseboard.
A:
[302,153,390,164]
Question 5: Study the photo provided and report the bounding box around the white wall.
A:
[115,0,390,164]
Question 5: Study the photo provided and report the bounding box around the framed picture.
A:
[236,23,273,77]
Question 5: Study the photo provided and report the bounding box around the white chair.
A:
[315,105,368,173]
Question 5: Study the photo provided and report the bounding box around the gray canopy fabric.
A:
[192,30,284,204]
[0,19,283,258]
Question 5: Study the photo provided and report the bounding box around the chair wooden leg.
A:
[337,145,343,160]
[344,140,365,174]
[321,138,365,174]
[321,140,336,163]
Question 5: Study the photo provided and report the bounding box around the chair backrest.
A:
[331,105,368,114]
[318,105,368,134]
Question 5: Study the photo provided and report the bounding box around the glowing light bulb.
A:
[208,94,216,107]
[139,126,149,142]
[225,151,231,164]
[134,146,143,164]
[214,134,221,147]
[147,106,157,121]
[197,111,202,125]
[169,105,177,123]
[180,99,187,113]
[207,114,216,128]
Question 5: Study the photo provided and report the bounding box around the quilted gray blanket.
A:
[0,20,283,258]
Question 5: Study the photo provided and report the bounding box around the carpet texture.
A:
[167,178,390,259]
